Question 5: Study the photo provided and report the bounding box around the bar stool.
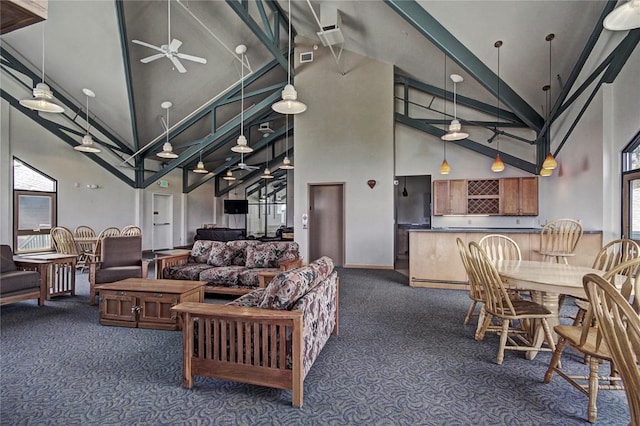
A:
[536,218,583,264]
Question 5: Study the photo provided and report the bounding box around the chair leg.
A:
[496,319,510,365]
[587,356,599,423]
[475,307,492,341]
[540,319,556,353]
[464,300,477,325]
[544,336,566,383]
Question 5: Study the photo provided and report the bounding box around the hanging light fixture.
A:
[540,167,553,177]
[604,0,640,31]
[20,24,64,114]
[193,150,208,174]
[261,146,274,179]
[222,169,236,181]
[74,89,101,153]
[157,101,178,159]
[439,54,451,175]
[272,0,307,114]
[280,115,294,170]
[231,45,253,154]
[491,40,505,172]
[542,33,557,170]
[441,74,468,141]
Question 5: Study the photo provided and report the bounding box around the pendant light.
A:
[157,101,178,159]
[222,169,236,181]
[193,150,208,173]
[604,0,640,31]
[73,89,101,153]
[272,0,307,114]
[261,146,274,179]
[231,45,253,153]
[439,54,451,175]
[542,33,557,171]
[540,167,553,177]
[20,24,65,114]
[491,40,505,172]
[402,177,409,197]
[280,115,294,170]
[441,74,468,141]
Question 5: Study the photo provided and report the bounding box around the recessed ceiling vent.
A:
[317,4,344,46]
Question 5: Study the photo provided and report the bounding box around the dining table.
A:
[492,259,607,360]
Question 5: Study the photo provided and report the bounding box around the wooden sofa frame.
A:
[1,258,49,306]
[171,278,339,407]
[157,252,302,296]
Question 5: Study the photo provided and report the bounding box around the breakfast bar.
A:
[408,228,603,290]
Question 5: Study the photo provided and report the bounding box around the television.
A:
[224,199,249,214]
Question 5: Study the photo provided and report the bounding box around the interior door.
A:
[152,193,173,251]
[622,170,640,242]
[309,184,344,266]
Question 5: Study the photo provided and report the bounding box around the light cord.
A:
[287,0,291,85]
[240,50,244,136]
[41,24,45,83]
[86,94,90,134]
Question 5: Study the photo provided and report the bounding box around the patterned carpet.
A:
[0,267,632,425]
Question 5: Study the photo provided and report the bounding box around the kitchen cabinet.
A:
[433,180,467,215]
[501,177,538,216]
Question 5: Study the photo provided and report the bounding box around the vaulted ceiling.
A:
[1,0,637,193]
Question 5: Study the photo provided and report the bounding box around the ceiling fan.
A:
[230,153,260,171]
[132,0,207,73]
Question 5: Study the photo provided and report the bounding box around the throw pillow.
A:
[258,266,316,310]
[189,240,214,263]
[207,242,235,267]
[245,244,277,268]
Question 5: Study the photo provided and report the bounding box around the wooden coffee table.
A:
[95,278,205,330]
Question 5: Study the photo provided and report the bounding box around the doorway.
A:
[152,193,173,251]
[308,184,344,266]
[395,175,432,274]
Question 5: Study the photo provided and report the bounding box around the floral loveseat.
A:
[157,240,302,295]
[171,256,339,407]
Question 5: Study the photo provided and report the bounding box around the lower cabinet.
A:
[99,290,197,330]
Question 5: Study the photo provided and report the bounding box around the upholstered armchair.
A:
[88,236,149,305]
[1,245,46,306]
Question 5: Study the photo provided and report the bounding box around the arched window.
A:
[13,158,57,253]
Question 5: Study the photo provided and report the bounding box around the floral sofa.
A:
[157,240,302,295]
[171,256,339,407]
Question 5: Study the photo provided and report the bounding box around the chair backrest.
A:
[603,256,640,313]
[457,237,482,300]
[94,227,121,256]
[478,234,522,261]
[100,236,142,268]
[583,273,640,425]
[120,225,142,236]
[74,225,96,239]
[50,226,79,256]
[0,245,17,273]
[539,218,583,255]
[468,241,516,316]
[592,238,640,273]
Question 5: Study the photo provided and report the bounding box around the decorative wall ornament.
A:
[367,180,376,189]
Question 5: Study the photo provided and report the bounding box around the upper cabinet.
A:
[501,177,538,216]
[433,177,538,216]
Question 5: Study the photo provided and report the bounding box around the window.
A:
[13,158,57,253]
[621,131,640,241]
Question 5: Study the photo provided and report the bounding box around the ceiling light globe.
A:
[261,168,274,179]
[280,157,294,170]
[231,135,253,153]
[272,84,307,114]
[20,83,65,113]
[74,135,101,153]
[540,167,553,177]
[157,142,178,159]
[193,161,208,174]
[439,159,451,175]
[542,153,558,170]
[491,154,505,172]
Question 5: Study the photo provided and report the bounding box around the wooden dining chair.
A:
[120,225,141,236]
[544,257,640,423]
[51,226,80,257]
[468,242,556,364]
[573,238,640,325]
[458,238,482,325]
[583,273,640,426]
[537,218,583,263]
[478,234,521,261]
[74,225,96,272]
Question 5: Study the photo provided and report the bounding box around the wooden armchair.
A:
[89,236,149,305]
[537,218,583,263]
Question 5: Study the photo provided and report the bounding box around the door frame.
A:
[622,170,640,241]
[308,182,345,266]
[151,193,173,251]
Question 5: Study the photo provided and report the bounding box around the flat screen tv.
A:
[224,199,249,214]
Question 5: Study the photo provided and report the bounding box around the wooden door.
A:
[501,178,520,215]
[432,180,450,215]
[519,177,538,216]
[449,180,467,214]
[309,184,344,266]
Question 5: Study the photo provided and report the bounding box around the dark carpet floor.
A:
[0,267,632,425]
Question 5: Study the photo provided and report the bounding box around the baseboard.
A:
[342,264,394,270]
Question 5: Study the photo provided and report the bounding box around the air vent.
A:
[300,52,313,63]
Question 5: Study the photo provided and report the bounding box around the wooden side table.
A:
[13,253,77,299]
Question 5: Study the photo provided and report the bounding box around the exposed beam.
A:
[395,113,537,174]
[603,29,640,83]
[385,0,544,132]
[216,151,288,197]
[226,0,289,72]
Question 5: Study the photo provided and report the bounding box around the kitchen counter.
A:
[411,227,602,234]
[409,228,602,290]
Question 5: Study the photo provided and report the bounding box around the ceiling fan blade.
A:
[132,39,164,53]
[169,56,187,73]
[140,53,165,63]
[176,53,207,64]
[169,38,183,52]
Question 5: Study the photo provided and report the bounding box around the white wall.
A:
[294,38,395,268]
[0,96,216,250]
